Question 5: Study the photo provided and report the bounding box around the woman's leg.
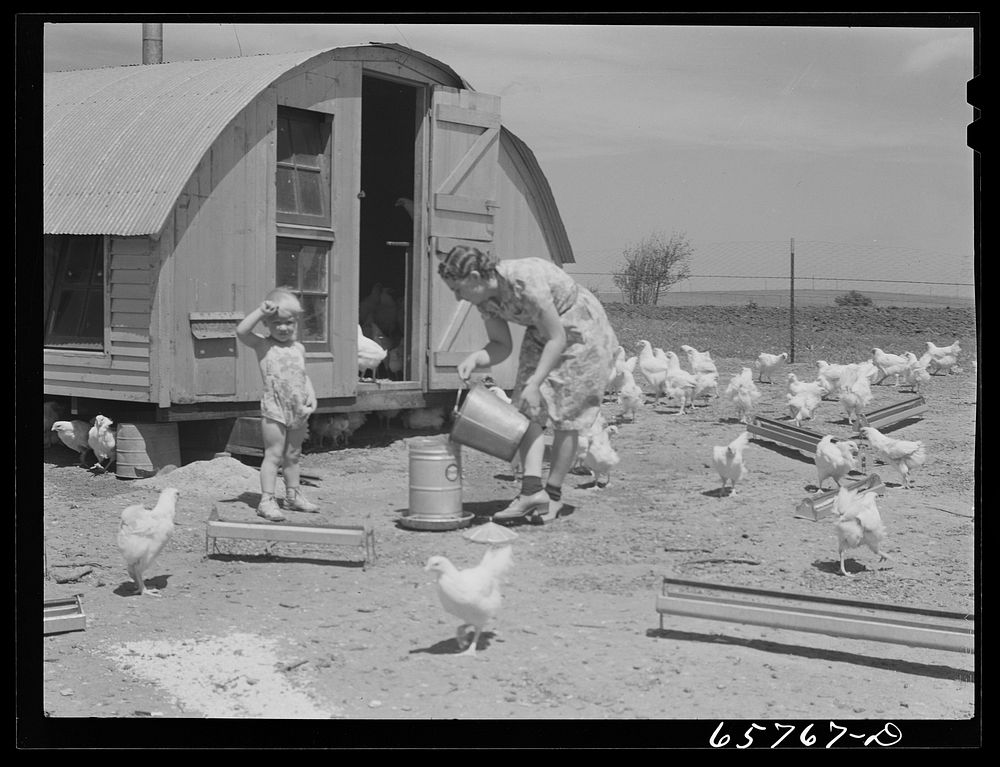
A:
[494,421,548,521]
[547,429,579,490]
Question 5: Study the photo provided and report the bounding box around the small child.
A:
[236,288,319,521]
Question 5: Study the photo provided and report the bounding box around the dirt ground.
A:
[34,353,978,742]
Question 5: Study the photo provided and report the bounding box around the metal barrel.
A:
[450,384,530,462]
[407,435,463,519]
[115,422,181,479]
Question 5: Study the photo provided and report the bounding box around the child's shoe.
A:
[284,487,320,513]
[256,495,285,522]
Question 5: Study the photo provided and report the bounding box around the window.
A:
[276,238,330,343]
[276,107,332,227]
[44,235,105,350]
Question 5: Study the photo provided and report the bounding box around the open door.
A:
[426,86,520,390]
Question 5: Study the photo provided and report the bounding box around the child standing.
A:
[236,288,319,521]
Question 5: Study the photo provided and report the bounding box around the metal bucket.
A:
[450,384,531,462]
[115,422,181,479]
[407,435,463,519]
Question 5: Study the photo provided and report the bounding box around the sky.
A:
[34,16,979,297]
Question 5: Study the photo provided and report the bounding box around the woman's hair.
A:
[437,245,500,281]
[265,287,303,317]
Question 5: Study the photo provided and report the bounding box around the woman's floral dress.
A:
[477,257,619,431]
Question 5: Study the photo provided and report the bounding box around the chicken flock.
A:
[43,329,965,655]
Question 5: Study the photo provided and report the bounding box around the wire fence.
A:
[565,239,976,308]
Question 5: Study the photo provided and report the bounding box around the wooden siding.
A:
[44,235,155,401]
[167,96,275,404]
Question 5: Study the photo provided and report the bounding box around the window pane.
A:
[62,248,93,284]
[276,117,293,164]
[275,246,299,288]
[290,118,321,164]
[299,245,327,291]
[296,170,324,216]
[276,167,297,213]
[49,291,85,337]
[299,295,326,342]
[79,294,104,339]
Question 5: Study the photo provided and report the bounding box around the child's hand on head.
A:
[260,300,278,315]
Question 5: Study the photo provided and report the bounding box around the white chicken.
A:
[582,423,620,487]
[816,360,848,399]
[859,425,926,489]
[573,412,609,474]
[402,406,447,431]
[680,344,718,376]
[870,347,909,387]
[87,415,116,472]
[357,324,388,380]
[634,340,669,400]
[691,371,720,403]
[724,367,762,424]
[659,350,698,415]
[44,401,65,447]
[51,419,93,466]
[838,367,873,425]
[117,487,181,596]
[786,372,828,400]
[711,431,750,496]
[786,389,822,427]
[616,368,645,423]
[832,485,888,577]
[901,352,932,393]
[925,340,961,374]
[425,544,513,656]
[394,196,415,220]
[814,435,859,490]
[755,352,788,383]
[606,345,628,395]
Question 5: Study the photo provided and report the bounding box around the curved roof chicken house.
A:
[43,43,575,442]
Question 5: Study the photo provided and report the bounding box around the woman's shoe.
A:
[493,490,550,523]
[530,501,563,525]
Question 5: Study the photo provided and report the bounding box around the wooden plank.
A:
[436,126,500,196]
[794,473,885,520]
[44,368,149,387]
[433,193,498,216]
[111,297,151,315]
[110,236,153,256]
[110,282,152,300]
[109,328,151,345]
[747,416,825,457]
[434,103,502,128]
[111,312,151,329]
[109,254,153,271]
[111,270,153,286]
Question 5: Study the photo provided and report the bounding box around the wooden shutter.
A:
[426,87,519,390]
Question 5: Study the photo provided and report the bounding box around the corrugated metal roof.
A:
[44,48,336,235]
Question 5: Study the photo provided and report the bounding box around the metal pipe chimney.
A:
[142,23,163,65]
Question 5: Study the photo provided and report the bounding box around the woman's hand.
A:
[457,352,484,383]
[517,381,543,419]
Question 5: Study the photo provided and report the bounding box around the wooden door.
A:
[425,86,521,390]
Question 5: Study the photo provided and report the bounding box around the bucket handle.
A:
[453,380,471,414]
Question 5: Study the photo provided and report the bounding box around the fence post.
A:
[789,238,795,362]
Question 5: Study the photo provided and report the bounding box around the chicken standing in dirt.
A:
[712,431,751,496]
[425,545,514,656]
[832,485,889,576]
[88,415,117,473]
[814,435,859,490]
[117,488,181,596]
[51,419,93,466]
[860,426,927,489]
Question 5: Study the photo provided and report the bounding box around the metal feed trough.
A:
[746,416,826,459]
[857,395,927,432]
[44,595,87,635]
[656,577,974,654]
[794,473,886,521]
[205,506,376,568]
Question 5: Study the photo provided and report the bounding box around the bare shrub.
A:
[612,231,692,305]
